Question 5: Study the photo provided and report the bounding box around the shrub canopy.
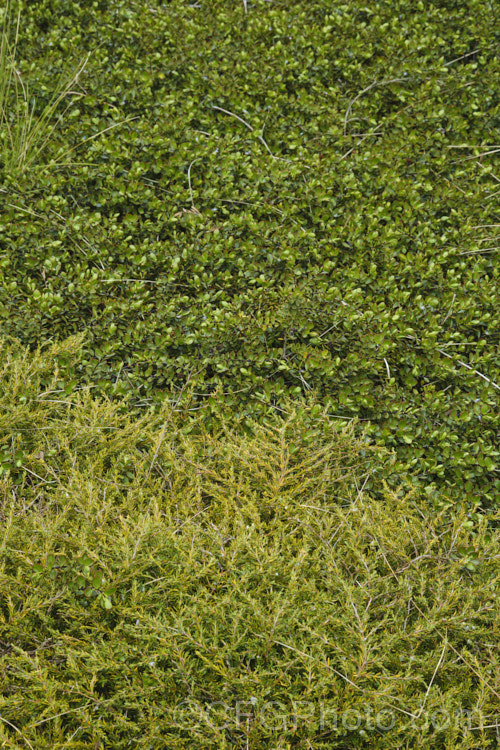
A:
[0,0,499,504]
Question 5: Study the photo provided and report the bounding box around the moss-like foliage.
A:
[0,338,498,749]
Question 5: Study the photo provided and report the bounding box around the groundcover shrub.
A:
[0,0,498,506]
[0,338,499,749]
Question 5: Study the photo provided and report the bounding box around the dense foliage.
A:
[0,0,499,504]
[1,338,499,749]
[0,3,499,745]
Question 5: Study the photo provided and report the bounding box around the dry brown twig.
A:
[343,78,406,136]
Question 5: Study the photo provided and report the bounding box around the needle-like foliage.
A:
[0,338,498,749]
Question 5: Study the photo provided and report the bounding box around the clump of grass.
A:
[0,337,499,749]
[0,1,135,179]
[0,1,90,177]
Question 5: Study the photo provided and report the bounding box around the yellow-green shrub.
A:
[0,339,499,749]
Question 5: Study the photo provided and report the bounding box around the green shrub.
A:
[0,338,499,749]
[0,0,498,505]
